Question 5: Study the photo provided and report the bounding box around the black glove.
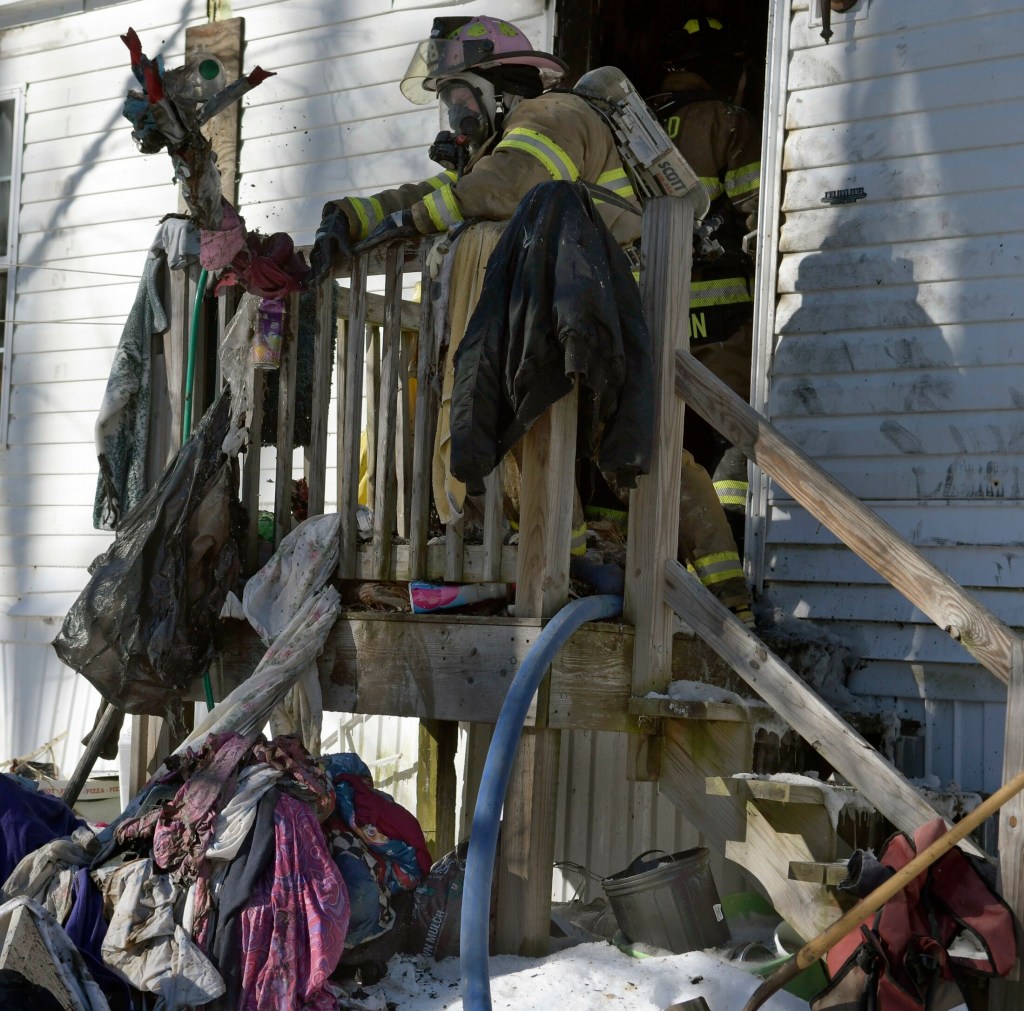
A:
[353,208,420,255]
[428,130,471,175]
[307,203,355,285]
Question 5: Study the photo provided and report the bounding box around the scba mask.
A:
[438,73,497,151]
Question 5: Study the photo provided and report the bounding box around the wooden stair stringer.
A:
[663,559,990,862]
[659,717,846,941]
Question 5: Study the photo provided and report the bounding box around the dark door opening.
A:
[554,0,769,121]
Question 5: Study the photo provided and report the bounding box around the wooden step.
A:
[788,860,850,887]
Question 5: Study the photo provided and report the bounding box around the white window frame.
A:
[0,84,25,447]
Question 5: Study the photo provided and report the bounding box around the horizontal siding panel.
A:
[779,190,1024,253]
[772,323,1015,374]
[7,410,97,445]
[766,543,1024,590]
[0,0,203,61]
[776,414,1024,460]
[776,277,1023,333]
[19,219,158,262]
[767,455,1021,501]
[19,183,173,232]
[777,236,1024,292]
[786,55,1024,130]
[0,442,99,476]
[767,583,1023,629]
[768,500,1024,546]
[788,8,1024,87]
[769,365,1022,416]
[782,149,1018,213]
[0,564,92,596]
[15,254,151,297]
[23,128,149,175]
[10,378,108,415]
[240,110,432,175]
[0,473,97,509]
[0,504,98,537]
[11,349,115,386]
[784,101,1021,172]
[20,155,170,204]
[15,282,139,327]
[0,534,110,568]
[846,661,1008,704]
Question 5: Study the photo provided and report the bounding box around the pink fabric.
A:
[238,793,349,1010]
[200,201,247,270]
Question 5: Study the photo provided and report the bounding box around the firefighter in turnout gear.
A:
[650,14,761,561]
[307,14,754,624]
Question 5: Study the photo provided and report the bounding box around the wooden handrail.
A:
[675,350,1024,685]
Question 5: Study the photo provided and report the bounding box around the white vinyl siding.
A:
[754,0,1024,792]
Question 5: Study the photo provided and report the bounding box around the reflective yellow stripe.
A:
[698,174,725,203]
[596,167,634,196]
[713,479,747,507]
[692,551,744,586]
[571,521,587,557]
[725,160,760,201]
[426,170,458,190]
[422,184,464,230]
[689,277,752,308]
[497,127,579,181]
[349,196,385,239]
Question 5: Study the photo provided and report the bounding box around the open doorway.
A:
[554,0,769,121]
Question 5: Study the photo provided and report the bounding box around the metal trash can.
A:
[602,847,729,953]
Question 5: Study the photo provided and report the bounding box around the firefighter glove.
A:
[354,208,419,255]
[307,203,355,285]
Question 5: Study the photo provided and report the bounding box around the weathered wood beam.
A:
[675,349,1024,685]
[210,613,735,731]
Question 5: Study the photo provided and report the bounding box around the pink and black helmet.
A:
[400,15,568,105]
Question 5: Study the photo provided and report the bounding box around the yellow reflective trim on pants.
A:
[726,160,760,201]
[497,127,579,181]
[423,185,463,230]
[713,479,747,508]
[571,521,587,557]
[699,175,725,203]
[689,277,752,309]
[692,551,744,586]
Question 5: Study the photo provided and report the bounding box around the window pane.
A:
[0,100,13,175]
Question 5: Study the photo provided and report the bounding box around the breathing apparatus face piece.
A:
[437,72,498,154]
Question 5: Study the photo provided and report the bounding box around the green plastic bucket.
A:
[602,848,730,953]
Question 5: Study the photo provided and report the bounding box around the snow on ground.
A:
[338,944,811,1010]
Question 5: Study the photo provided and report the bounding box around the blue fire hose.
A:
[460,593,624,1011]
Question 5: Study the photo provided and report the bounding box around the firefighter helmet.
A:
[400,15,567,105]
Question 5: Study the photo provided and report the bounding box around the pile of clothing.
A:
[0,733,431,1011]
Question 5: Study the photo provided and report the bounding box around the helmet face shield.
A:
[401,39,477,104]
[438,76,494,140]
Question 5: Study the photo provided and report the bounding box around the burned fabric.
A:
[449,180,654,495]
[55,390,244,717]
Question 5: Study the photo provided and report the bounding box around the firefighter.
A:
[650,14,761,553]
[307,14,753,624]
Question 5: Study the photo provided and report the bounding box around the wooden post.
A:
[184,19,244,207]
[272,292,299,548]
[305,277,334,517]
[372,245,404,578]
[623,195,695,780]
[990,639,1024,1008]
[409,261,438,576]
[243,368,265,574]
[495,387,577,956]
[337,258,367,577]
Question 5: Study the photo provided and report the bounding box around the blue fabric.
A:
[65,868,136,1009]
[333,847,385,946]
[0,774,83,885]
